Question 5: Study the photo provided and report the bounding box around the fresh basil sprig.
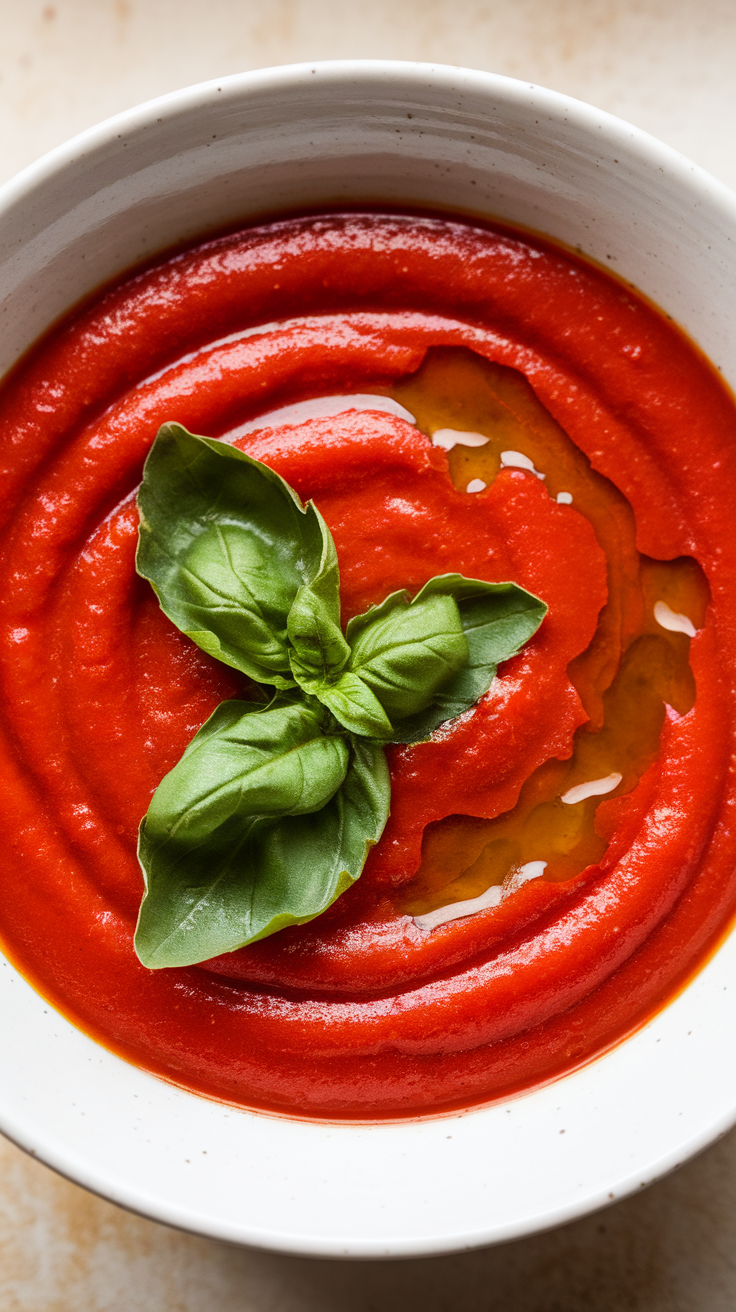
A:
[134,423,547,968]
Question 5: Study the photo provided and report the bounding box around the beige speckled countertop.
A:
[2,3,736,1308]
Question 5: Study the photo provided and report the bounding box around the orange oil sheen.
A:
[383,350,709,913]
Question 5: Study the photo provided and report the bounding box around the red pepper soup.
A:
[1,212,735,1119]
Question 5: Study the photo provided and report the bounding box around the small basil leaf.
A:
[135,698,349,967]
[387,575,548,743]
[315,670,394,738]
[288,581,350,686]
[136,423,330,686]
[134,736,389,968]
[347,592,468,723]
[287,485,350,686]
[345,588,411,646]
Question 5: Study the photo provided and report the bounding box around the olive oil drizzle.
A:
[381,349,709,914]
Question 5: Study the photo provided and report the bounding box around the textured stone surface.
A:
[2,2,736,1307]
[3,1127,736,1311]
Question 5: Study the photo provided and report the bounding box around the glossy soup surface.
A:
[1,212,735,1118]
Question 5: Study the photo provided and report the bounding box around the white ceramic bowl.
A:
[2,61,736,1259]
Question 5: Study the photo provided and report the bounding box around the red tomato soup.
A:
[1,212,736,1119]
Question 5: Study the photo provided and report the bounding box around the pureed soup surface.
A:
[1,211,736,1119]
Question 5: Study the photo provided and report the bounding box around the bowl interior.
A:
[2,60,736,1257]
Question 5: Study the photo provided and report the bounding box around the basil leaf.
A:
[346,591,469,726]
[140,697,347,841]
[286,522,350,687]
[385,575,548,743]
[344,587,411,645]
[135,698,349,967]
[134,734,388,969]
[136,423,334,687]
[315,670,394,738]
[246,734,390,934]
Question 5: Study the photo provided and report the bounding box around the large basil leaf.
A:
[136,424,337,686]
[135,733,388,969]
[138,697,347,847]
[373,575,548,743]
[345,590,469,728]
[135,697,349,966]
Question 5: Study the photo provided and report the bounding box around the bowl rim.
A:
[2,56,736,208]
[3,57,736,313]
